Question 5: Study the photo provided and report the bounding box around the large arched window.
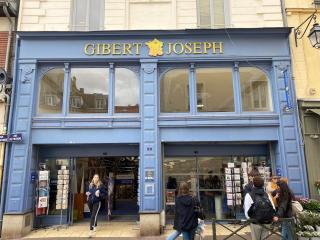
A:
[240,67,272,112]
[196,68,234,112]
[38,68,65,114]
[115,68,139,113]
[160,69,190,113]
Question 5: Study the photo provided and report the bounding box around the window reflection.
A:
[240,67,272,112]
[38,68,64,114]
[69,68,109,113]
[115,68,139,113]
[196,68,234,112]
[160,69,190,113]
[163,155,270,220]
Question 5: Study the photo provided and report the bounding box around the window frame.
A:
[194,66,236,114]
[70,0,105,31]
[36,67,66,117]
[35,64,140,118]
[159,66,192,115]
[113,66,140,115]
[239,66,274,113]
[159,63,274,116]
[197,0,230,29]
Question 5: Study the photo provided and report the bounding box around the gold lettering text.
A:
[173,43,184,55]
[112,44,121,55]
[84,44,95,56]
[184,42,192,54]
[212,42,223,54]
[96,44,102,55]
[203,42,211,54]
[123,43,132,55]
[102,44,111,55]
[166,43,172,54]
[193,42,202,54]
[132,43,142,55]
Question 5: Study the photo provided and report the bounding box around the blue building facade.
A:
[1,28,309,237]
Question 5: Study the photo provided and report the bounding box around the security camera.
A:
[0,68,7,85]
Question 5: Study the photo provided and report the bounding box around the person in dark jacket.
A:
[169,182,199,240]
[272,180,294,240]
[243,168,260,196]
[86,174,107,238]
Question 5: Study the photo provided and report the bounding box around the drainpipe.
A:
[0,0,16,235]
[280,0,288,27]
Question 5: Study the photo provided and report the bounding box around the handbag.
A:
[292,200,303,216]
[193,197,205,220]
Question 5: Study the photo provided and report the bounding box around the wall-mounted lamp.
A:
[294,9,320,48]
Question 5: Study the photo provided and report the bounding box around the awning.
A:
[307,109,320,116]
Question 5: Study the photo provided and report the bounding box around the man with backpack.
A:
[244,176,276,240]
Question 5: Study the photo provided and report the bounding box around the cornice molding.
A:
[286,8,319,14]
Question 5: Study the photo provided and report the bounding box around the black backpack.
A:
[248,192,275,224]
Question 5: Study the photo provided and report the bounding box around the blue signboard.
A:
[8,133,22,142]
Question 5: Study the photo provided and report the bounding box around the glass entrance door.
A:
[163,155,271,220]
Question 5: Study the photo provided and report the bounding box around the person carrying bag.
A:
[167,182,202,240]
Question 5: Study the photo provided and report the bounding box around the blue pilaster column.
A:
[5,60,37,214]
[273,60,308,197]
[139,59,160,213]
[2,60,37,238]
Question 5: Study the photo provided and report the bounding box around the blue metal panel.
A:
[38,144,139,158]
[32,129,141,144]
[164,143,268,156]
[18,32,290,60]
[160,126,279,142]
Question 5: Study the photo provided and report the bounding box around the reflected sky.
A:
[70,68,139,106]
[115,68,139,106]
[70,68,109,94]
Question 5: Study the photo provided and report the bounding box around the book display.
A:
[56,166,69,210]
[36,170,50,215]
[55,161,70,227]
[225,163,242,209]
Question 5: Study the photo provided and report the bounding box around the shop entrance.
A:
[34,144,140,228]
[163,143,273,222]
[75,157,139,222]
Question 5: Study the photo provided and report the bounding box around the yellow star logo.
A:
[145,38,164,57]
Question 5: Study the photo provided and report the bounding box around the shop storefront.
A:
[298,100,320,199]
[1,28,309,237]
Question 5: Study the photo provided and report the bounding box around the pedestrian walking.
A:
[167,182,200,240]
[244,176,276,240]
[243,168,260,196]
[272,180,295,240]
[86,174,107,238]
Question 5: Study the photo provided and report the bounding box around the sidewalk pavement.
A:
[22,221,252,239]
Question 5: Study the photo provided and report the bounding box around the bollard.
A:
[212,218,217,240]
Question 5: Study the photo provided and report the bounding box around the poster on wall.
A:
[38,196,48,208]
[39,170,49,181]
[166,190,175,205]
